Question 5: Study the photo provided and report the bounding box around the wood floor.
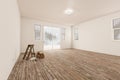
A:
[8,49,120,80]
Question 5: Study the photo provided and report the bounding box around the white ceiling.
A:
[18,0,120,25]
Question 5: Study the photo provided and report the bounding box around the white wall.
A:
[21,17,71,52]
[0,0,20,79]
[73,12,120,56]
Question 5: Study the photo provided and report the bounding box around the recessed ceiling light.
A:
[64,8,74,15]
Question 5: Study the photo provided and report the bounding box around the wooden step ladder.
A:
[23,44,35,60]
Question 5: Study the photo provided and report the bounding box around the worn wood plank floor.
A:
[8,49,120,80]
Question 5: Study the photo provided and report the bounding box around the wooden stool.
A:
[36,51,45,59]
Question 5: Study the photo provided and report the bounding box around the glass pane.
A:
[114,29,120,40]
[35,24,41,30]
[113,18,120,28]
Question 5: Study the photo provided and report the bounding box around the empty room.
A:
[1,0,120,80]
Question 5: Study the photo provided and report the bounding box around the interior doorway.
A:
[44,26,61,50]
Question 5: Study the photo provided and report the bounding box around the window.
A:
[34,24,41,40]
[113,18,120,40]
[61,28,65,40]
[44,26,61,50]
[74,28,79,40]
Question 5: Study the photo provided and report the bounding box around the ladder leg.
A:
[23,45,30,60]
[26,46,33,60]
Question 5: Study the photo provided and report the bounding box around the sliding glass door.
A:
[44,26,61,50]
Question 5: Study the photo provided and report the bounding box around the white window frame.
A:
[112,18,120,41]
[74,28,79,40]
[61,28,66,40]
[34,24,41,40]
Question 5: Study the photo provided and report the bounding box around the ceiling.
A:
[18,0,120,26]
